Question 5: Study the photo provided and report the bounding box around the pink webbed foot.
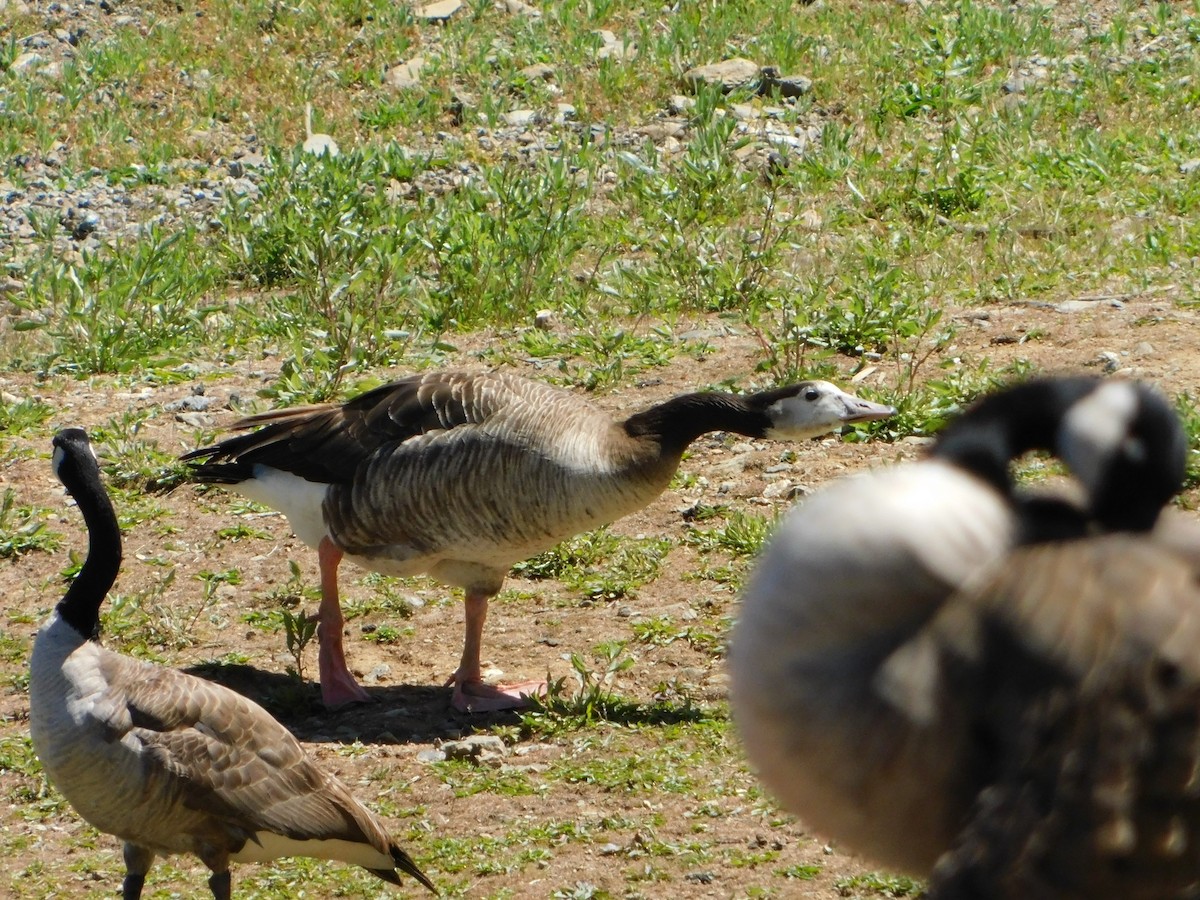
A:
[316,618,373,708]
[447,675,547,713]
[319,663,373,709]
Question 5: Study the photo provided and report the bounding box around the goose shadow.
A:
[182,662,523,744]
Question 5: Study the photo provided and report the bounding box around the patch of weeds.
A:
[516,326,679,392]
[0,490,61,559]
[835,872,923,897]
[433,760,538,799]
[0,397,52,436]
[91,409,192,492]
[777,868,825,883]
[522,642,713,736]
[632,616,721,656]
[215,522,272,542]
[515,529,670,602]
[222,147,424,403]
[686,510,774,558]
[362,623,411,644]
[553,881,612,900]
[852,358,1037,443]
[1175,392,1200,491]
[11,227,221,374]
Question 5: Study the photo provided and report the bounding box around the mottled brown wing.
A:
[102,657,384,846]
[927,536,1200,899]
[182,370,527,485]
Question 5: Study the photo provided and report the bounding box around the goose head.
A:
[52,427,103,500]
[756,381,896,440]
[1057,379,1187,533]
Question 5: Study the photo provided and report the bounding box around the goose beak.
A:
[838,393,897,426]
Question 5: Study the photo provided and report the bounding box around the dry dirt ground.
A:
[1,292,1199,898]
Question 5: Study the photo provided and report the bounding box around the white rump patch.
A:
[234,467,330,548]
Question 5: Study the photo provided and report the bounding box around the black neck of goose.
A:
[624,392,770,455]
[930,377,1103,494]
[57,467,122,642]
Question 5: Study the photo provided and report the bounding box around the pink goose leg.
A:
[446,589,546,712]
[315,537,372,708]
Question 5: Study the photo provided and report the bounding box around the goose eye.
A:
[804,389,820,402]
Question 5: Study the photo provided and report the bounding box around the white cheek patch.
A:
[1059,382,1139,492]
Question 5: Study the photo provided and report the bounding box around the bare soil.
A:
[2,292,1199,898]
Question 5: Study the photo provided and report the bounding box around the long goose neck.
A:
[623,392,769,455]
[57,466,122,641]
[929,378,1100,493]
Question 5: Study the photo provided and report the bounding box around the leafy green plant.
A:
[281,609,318,680]
[0,491,61,559]
[11,228,221,374]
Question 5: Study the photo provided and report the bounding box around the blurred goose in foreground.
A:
[30,428,436,900]
[732,377,1197,898]
[183,370,895,710]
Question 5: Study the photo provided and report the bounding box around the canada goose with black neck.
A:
[30,428,435,900]
[732,377,1191,893]
[184,369,895,710]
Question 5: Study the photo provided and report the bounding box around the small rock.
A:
[1055,298,1124,313]
[682,58,761,94]
[10,52,43,76]
[594,30,636,61]
[385,56,426,90]
[502,108,538,127]
[554,102,576,123]
[599,843,622,856]
[534,309,555,330]
[415,0,462,19]
[617,605,634,618]
[1180,158,1200,175]
[176,411,214,428]
[442,735,507,763]
[416,748,447,763]
[70,212,100,240]
[765,73,813,98]
[1096,351,1121,373]
[1132,341,1155,358]
[667,94,695,115]
[685,872,715,884]
[362,664,391,685]
[519,62,555,82]
[164,395,217,412]
[762,480,799,501]
[501,0,541,15]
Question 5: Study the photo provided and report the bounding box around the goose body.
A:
[30,429,435,899]
[731,377,1192,894]
[924,518,1200,898]
[185,369,895,710]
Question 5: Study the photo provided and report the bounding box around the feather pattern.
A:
[30,428,435,897]
[183,369,895,709]
[927,529,1200,899]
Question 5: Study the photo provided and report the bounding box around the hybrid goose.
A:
[732,376,1195,897]
[30,428,436,900]
[183,370,895,710]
